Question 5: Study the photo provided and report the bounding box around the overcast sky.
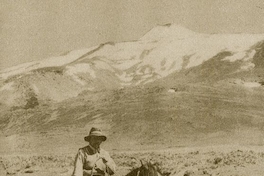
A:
[1,0,264,70]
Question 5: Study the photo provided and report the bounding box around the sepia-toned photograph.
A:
[1,0,264,175]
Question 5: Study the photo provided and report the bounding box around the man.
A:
[72,127,116,176]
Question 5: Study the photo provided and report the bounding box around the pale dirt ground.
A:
[1,133,264,176]
[1,146,264,176]
[1,113,264,176]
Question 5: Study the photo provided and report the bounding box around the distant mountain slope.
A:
[1,24,264,107]
[1,24,264,150]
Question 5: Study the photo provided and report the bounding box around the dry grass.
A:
[1,146,264,176]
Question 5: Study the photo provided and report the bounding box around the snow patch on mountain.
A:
[112,59,141,70]
[244,82,261,88]
[140,24,196,41]
[224,52,247,62]
[116,72,133,85]
[39,48,93,68]
[94,60,115,72]
[223,50,256,62]
[185,34,264,69]
[66,63,96,78]
[0,48,94,80]
[234,79,261,88]
[241,62,255,70]
[0,62,38,80]
[88,42,148,61]
[244,50,257,61]
[65,63,97,85]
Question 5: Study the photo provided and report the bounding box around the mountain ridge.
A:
[1,24,264,107]
[1,24,264,149]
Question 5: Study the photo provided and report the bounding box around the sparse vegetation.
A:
[1,148,264,176]
[24,92,39,109]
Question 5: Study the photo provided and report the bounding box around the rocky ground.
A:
[1,65,264,176]
[1,145,264,176]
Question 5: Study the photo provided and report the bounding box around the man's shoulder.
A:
[80,145,89,150]
[79,145,93,154]
[78,145,109,155]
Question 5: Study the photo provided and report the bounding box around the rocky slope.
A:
[1,24,264,107]
[1,24,264,153]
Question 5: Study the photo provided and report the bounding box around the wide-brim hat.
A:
[84,127,107,142]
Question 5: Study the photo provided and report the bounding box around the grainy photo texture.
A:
[1,0,264,176]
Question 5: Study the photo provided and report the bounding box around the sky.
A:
[1,0,264,70]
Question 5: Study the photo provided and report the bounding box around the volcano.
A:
[1,24,264,153]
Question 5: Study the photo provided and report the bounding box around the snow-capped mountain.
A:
[1,24,264,107]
